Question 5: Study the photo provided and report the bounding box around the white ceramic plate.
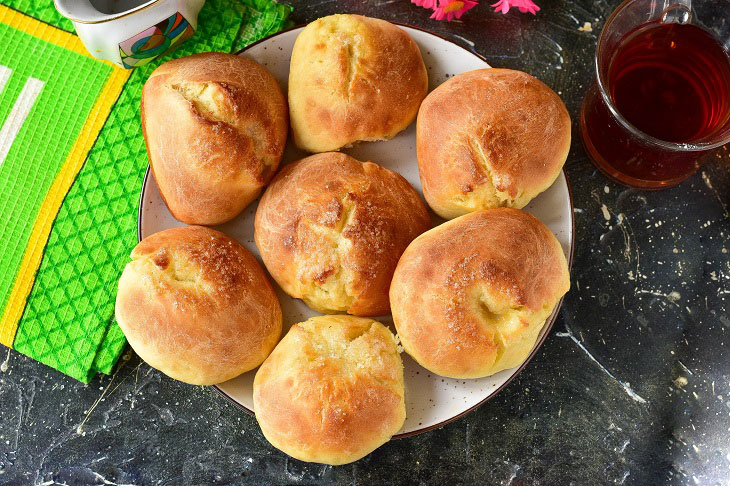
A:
[138,25,575,437]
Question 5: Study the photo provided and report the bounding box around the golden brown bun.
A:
[288,14,428,153]
[254,315,405,465]
[417,69,571,219]
[390,208,570,378]
[115,226,282,385]
[142,52,288,225]
[254,152,431,316]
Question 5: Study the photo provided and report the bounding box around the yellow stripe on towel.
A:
[0,5,131,346]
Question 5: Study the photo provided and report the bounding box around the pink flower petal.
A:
[412,0,438,9]
[427,0,477,21]
[491,0,505,13]
[491,0,540,15]
[453,1,477,18]
[430,7,445,20]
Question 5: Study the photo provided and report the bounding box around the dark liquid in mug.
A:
[90,0,148,15]
[581,22,730,186]
[609,22,730,143]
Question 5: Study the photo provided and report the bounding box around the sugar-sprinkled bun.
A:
[417,69,571,219]
[142,52,288,225]
[288,14,428,153]
[115,226,282,385]
[390,208,570,378]
[254,152,431,316]
[253,315,405,465]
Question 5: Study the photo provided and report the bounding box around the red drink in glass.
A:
[580,1,730,189]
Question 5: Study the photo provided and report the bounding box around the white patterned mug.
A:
[54,0,206,69]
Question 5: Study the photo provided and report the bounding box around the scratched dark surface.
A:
[2,0,729,485]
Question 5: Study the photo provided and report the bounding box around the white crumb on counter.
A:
[601,204,611,221]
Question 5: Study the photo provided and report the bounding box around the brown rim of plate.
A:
[136,23,577,439]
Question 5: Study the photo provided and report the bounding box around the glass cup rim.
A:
[595,0,730,152]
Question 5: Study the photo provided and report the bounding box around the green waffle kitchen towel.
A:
[0,0,292,383]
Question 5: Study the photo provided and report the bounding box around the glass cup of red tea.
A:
[581,0,730,189]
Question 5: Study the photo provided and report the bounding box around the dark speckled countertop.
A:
[2,1,729,484]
